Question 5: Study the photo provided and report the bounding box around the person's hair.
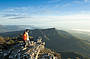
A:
[23,29,30,35]
[25,29,30,32]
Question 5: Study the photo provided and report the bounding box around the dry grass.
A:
[0,36,6,44]
[0,36,15,45]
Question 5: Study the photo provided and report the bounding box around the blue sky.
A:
[0,0,90,30]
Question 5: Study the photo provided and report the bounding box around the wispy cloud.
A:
[72,29,90,32]
[0,7,29,19]
[47,0,62,3]
[0,0,90,20]
[0,0,90,29]
[0,6,61,19]
[8,16,26,19]
[2,14,18,17]
[84,0,88,3]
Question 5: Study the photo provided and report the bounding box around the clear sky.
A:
[0,0,90,30]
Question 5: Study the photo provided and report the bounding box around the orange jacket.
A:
[23,32,27,41]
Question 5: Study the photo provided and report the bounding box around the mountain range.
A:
[0,28,90,58]
[66,30,90,42]
[0,25,41,33]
